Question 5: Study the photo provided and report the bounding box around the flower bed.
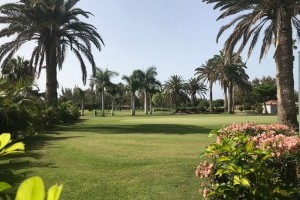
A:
[196,123,300,199]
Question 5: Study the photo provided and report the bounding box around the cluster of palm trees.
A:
[90,66,161,116]
[0,0,299,129]
[0,0,104,107]
[195,51,249,113]
[203,0,300,129]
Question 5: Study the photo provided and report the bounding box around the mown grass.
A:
[2,111,277,200]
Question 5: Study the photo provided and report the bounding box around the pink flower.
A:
[202,187,210,198]
[196,161,214,178]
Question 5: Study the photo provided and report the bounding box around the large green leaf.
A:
[47,184,63,200]
[0,182,11,192]
[0,133,11,149]
[1,142,25,156]
[15,176,45,200]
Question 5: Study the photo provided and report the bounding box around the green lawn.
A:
[2,112,277,200]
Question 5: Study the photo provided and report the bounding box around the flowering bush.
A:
[196,123,300,200]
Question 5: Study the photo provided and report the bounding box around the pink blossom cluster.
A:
[251,132,300,158]
[201,187,210,199]
[195,161,214,178]
[218,123,295,141]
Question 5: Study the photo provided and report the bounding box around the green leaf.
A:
[1,142,25,155]
[273,187,289,197]
[0,182,11,192]
[240,177,250,187]
[15,176,45,200]
[0,133,11,150]
[217,156,230,162]
[47,184,63,200]
[233,175,240,185]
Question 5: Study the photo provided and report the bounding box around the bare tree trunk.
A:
[275,10,298,130]
[263,102,268,114]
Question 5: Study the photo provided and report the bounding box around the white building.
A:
[262,100,277,114]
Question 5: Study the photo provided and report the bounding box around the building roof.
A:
[265,100,277,105]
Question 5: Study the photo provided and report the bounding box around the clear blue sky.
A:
[1,0,299,99]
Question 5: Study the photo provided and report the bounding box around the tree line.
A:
[0,0,299,129]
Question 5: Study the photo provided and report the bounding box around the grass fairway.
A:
[3,112,277,199]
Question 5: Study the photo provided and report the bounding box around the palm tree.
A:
[0,0,104,107]
[122,70,144,115]
[106,83,118,116]
[195,59,218,113]
[90,68,118,116]
[1,56,34,83]
[115,82,126,111]
[213,52,250,113]
[140,66,161,114]
[74,87,85,116]
[148,81,161,114]
[185,77,207,106]
[163,75,188,109]
[225,62,250,113]
[203,0,300,129]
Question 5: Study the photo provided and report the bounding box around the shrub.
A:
[196,123,300,199]
[0,133,63,200]
[58,101,80,123]
[41,107,60,129]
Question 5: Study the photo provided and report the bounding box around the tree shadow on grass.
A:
[0,134,83,197]
[60,123,213,135]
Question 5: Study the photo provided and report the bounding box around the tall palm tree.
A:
[122,70,144,115]
[195,59,218,113]
[163,75,188,109]
[140,66,161,114]
[106,83,118,116]
[225,62,250,113]
[213,51,250,113]
[203,0,300,129]
[0,0,104,107]
[90,67,118,116]
[185,77,207,106]
[148,81,161,114]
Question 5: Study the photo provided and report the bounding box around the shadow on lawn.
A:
[61,123,213,135]
[0,134,83,197]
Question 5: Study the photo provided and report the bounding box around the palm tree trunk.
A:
[228,82,233,114]
[224,86,228,112]
[149,94,153,114]
[131,92,135,116]
[191,93,196,106]
[144,91,148,114]
[274,10,298,130]
[111,97,114,116]
[45,40,58,107]
[101,91,105,116]
[81,98,84,116]
[209,82,213,113]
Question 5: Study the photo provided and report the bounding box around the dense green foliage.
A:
[0,0,104,106]
[0,133,62,200]
[196,123,300,199]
